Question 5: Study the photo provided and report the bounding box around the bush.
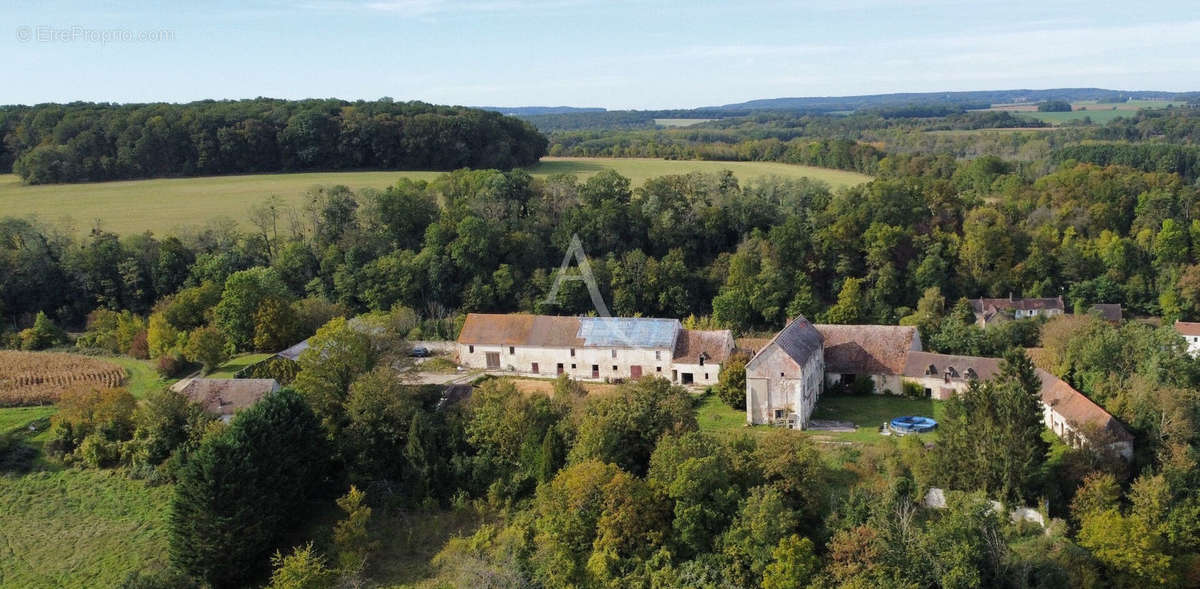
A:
[78,433,122,468]
[902,380,926,399]
[715,355,749,410]
[156,354,188,378]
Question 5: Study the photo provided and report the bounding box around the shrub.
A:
[0,432,37,473]
[156,354,187,378]
[78,433,121,468]
[902,380,926,399]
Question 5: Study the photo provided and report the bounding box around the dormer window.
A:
[965,368,978,380]
[926,364,937,376]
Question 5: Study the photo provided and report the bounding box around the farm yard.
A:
[0,157,870,236]
[0,351,126,407]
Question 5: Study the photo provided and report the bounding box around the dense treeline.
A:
[0,99,547,184]
[1054,143,1200,179]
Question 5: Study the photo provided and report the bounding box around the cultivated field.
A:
[0,158,870,236]
[980,100,1185,126]
[0,352,126,407]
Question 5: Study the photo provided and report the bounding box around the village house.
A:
[815,324,920,394]
[1088,303,1123,323]
[901,351,1134,459]
[177,378,281,423]
[969,295,1065,328]
[1174,321,1200,357]
[455,313,733,386]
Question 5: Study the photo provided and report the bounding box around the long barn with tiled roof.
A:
[456,313,733,386]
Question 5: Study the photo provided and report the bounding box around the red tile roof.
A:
[1175,321,1200,337]
[815,324,919,375]
[179,379,280,417]
[673,329,734,364]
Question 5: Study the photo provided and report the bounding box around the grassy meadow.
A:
[981,100,1185,126]
[0,469,173,588]
[0,157,870,236]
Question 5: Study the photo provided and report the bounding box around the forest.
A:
[0,99,547,183]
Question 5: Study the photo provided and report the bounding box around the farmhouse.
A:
[901,351,1133,459]
[178,378,281,423]
[1174,321,1200,357]
[745,316,1133,459]
[969,296,1065,327]
[456,313,733,386]
[744,318,919,428]
[1088,303,1123,323]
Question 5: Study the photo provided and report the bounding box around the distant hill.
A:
[477,106,607,116]
[714,88,1197,112]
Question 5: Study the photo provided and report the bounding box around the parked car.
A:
[410,346,430,357]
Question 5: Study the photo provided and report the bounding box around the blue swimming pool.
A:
[890,415,938,434]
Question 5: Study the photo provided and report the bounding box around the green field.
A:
[208,353,273,379]
[0,157,869,236]
[0,469,173,588]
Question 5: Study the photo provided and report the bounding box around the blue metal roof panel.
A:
[577,317,680,348]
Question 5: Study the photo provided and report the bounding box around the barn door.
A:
[485,352,500,369]
[630,365,642,379]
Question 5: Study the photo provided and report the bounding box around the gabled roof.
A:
[673,329,734,364]
[1175,321,1200,337]
[456,313,681,349]
[1089,304,1123,322]
[276,339,310,362]
[969,296,1064,313]
[1037,369,1134,442]
[904,351,1132,443]
[749,315,823,369]
[903,351,1002,381]
[815,324,919,375]
[179,378,280,417]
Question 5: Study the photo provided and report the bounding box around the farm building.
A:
[1174,321,1200,357]
[815,324,920,394]
[745,319,919,428]
[455,313,733,386]
[900,351,1133,458]
[178,378,281,423]
[745,318,1133,459]
[1088,303,1123,323]
[969,296,1065,327]
[744,316,825,429]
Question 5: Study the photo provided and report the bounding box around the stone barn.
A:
[815,324,921,395]
[745,315,825,429]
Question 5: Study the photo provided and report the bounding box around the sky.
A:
[3,0,1199,109]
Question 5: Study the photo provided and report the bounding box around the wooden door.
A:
[485,352,500,369]
[630,365,642,379]
[531,362,539,374]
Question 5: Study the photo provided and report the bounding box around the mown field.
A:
[0,157,870,236]
[0,469,173,589]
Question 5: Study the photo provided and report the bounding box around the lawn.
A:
[0,469,173,588]
[697,392,945,446]
[106,355,174,399]
[208,353,273,379]
[0,405,56,434]
[0,157,870,236]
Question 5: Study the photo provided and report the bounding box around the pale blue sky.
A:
[4,0,1198,109]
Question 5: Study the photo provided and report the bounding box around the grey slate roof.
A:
[751,315,823,367]
[276,339,310,362]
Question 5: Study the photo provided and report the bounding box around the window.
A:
[774,409,784,419]
[699,356,705,366]
[780,372,785,377]
[469,345,474,354]
[655,351,661,361]
[611,349,617,359]
[612,365,618,371]
[531,363,539,374]
[570,348,576,357]
[656,366,662,372]
[704,373,708,380]
[509,346,515,355]
[571,363,576,369]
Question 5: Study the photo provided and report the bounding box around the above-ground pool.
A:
[890,415,938,434]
